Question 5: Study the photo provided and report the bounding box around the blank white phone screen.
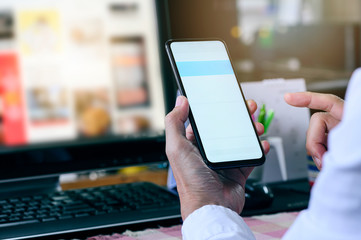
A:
[170,41,262,163]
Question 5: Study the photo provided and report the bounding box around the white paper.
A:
[241,78,310,180]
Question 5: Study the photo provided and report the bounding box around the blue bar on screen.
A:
[176,60,233,77]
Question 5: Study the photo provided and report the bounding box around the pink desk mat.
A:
[87,212,299,240]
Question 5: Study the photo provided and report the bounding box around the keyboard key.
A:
[9,217,21,222]
[9,213,21,218]
[36,214,48,218]
[63,204,90,210]
[64,200,82,205]
[24,211,35,215]
[2,204,13,209]
[58,215,73,220]
[75,213,90,218]
[63,208,94,215]
[15,208,25,212]
[94,210,106,215]
[50,196,69,201]
[36,209,48,214]
[21,197,32,202]
[0,219,40,228]
[23,215,35,220]
[29,201,39,206]
[107,209,119,214]
[42,217,56,222]
[15,203,26,208]
[28,206,39,211]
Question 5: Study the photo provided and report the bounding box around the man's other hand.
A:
[284,92,344,170]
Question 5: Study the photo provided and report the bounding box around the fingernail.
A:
[175,96,183,107]
[284,93,290,101]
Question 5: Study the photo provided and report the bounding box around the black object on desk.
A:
[242,178,311,217]
[244,179,274,209]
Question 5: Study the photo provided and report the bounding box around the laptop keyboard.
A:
[0,182,180,239]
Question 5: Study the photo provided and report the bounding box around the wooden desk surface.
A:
[61,167,168,191]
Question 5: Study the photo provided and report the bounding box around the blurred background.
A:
[0,0,359,147]
[169,0,360,98]
[167,0,361,183]
[0,0,358,194]
[0,0,166,147]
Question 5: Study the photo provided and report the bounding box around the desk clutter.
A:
[88,211,299,240]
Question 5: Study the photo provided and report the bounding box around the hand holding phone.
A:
[165,39,265,169]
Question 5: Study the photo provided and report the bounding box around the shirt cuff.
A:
[182,205,255,240]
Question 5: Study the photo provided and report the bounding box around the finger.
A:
[306,112,339,160]
[241,167,255,181]
[312,156,322,170]
[218,167,254,188]
[255,122,264,136]
[165,96,190,156]
[185,124,196,143]
[306,113,327,160]
[284,92,344,120]
[247,99,257,115]
[262,140,270,155]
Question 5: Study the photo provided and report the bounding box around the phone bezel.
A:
[165,38,265,169]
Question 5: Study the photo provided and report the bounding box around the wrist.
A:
[180,195,223,220]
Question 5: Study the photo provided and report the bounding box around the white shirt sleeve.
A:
[182,69,361,239]
[283,68,361,239]
[182,205,255,240]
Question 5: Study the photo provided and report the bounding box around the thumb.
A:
[165,96,189,140]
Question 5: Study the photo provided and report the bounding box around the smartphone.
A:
[165,39,265,169]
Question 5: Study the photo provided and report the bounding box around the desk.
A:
[53,178,310,240]
[87,212,300,240]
